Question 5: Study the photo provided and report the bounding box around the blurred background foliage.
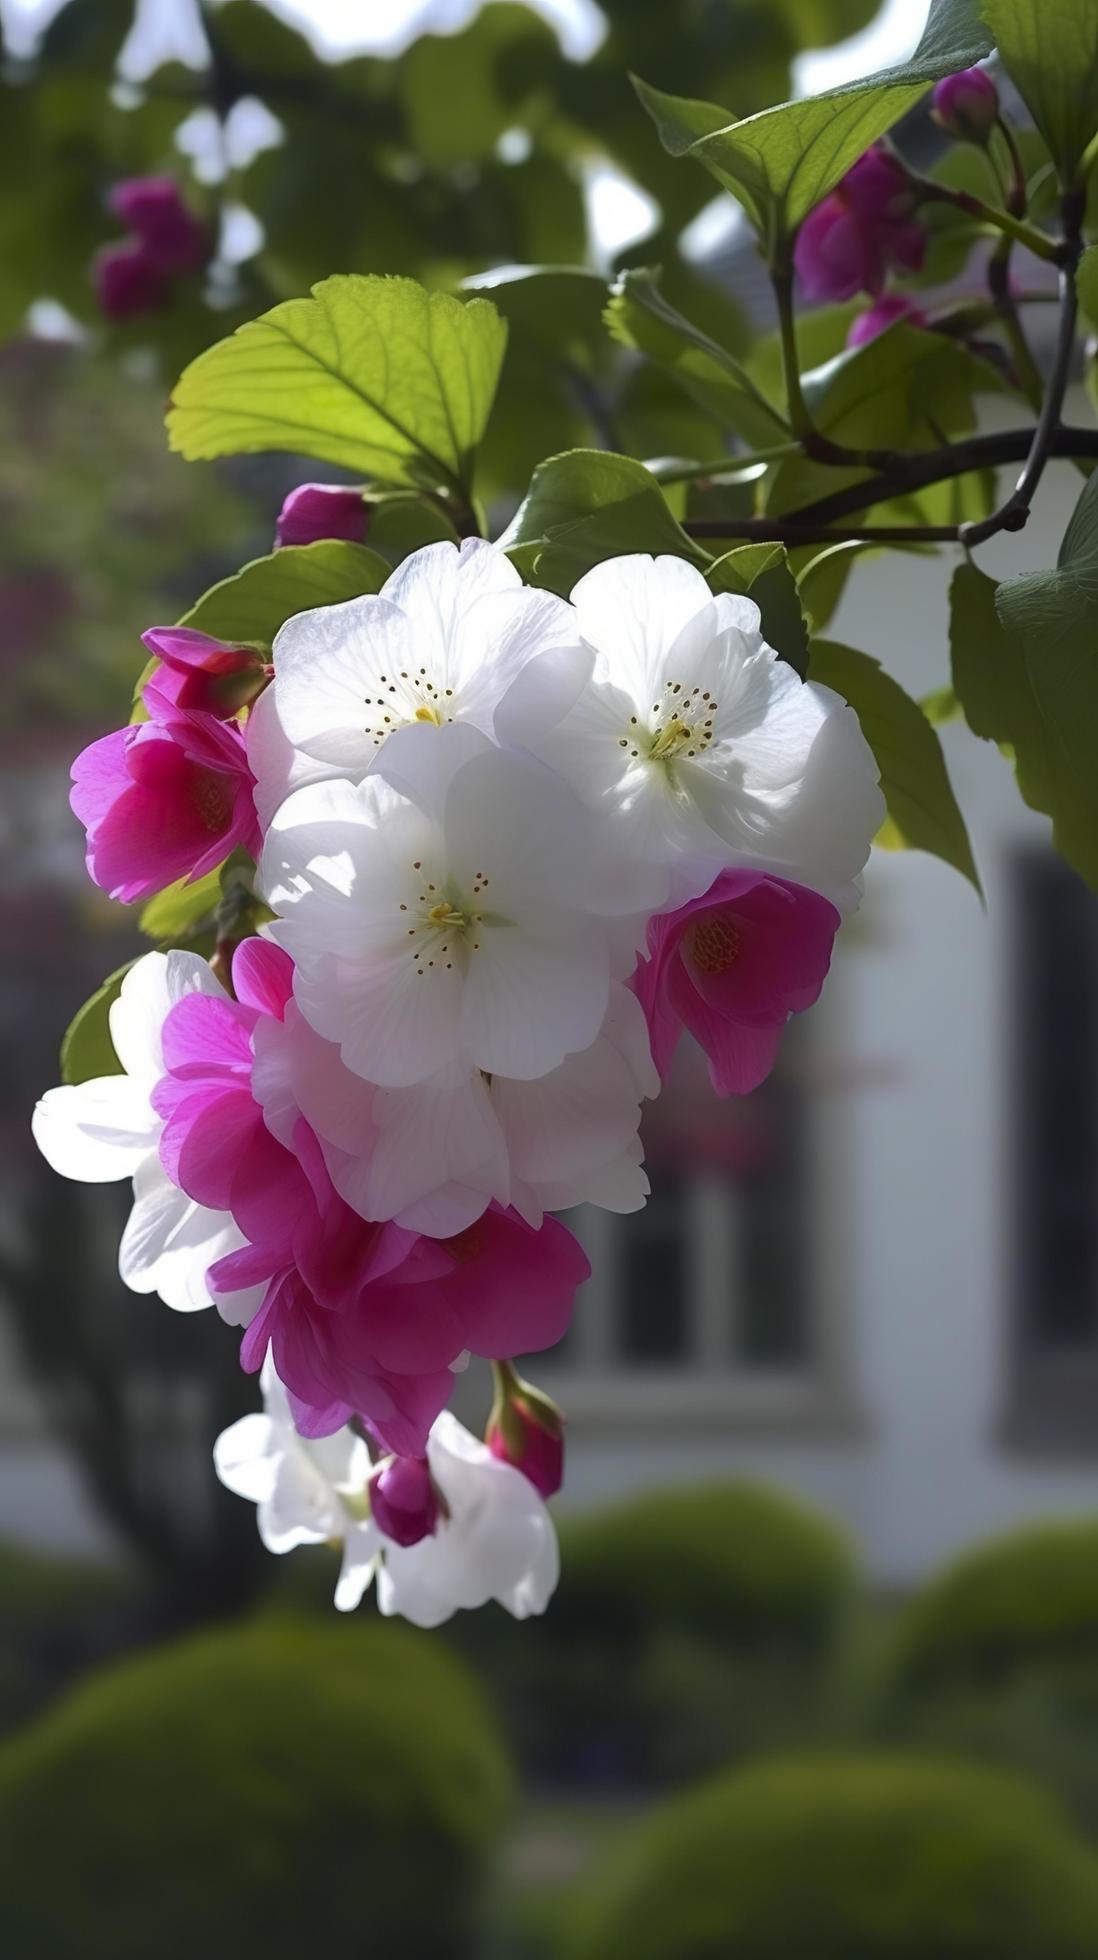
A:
[8,3,1098,1957]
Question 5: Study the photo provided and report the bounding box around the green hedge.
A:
[564,1754,1098,1960]
[891,1518,1098,1688]
[0,1614,511,1960]
[0,1540,144,1735]
[452,1480,856,1785]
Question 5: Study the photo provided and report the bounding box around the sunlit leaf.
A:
[810,640,980,888]
[502,449,706,595]
[167,275,508,496]
[59,964,132,1085]
[707,543,808,678]
[982,0,1098,186]
[605,266,788,446]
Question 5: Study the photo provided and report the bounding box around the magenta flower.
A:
[141,625,271,717]
[793,147,926,302]
[93,241,170,323]
[152,939,590,1454]
[932,67,998,144]
[108,176,210,276]
[70,674,261,904]
[630,870,841,1096]
[847,292,927,348]
[276,484,368,548]
[370,1455,440,1547]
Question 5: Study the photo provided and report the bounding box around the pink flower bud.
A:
[370,1454,440,1547]
[932,67,999,144]
[108,176,210,276]
[846,292,927,348]
[276,483,369,548]
[486,1369,565,1498]
[93,241,169,322]
[140,625,270,716]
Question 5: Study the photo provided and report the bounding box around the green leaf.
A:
[633,0,996,255]
[400,4,559,167]
[633,73,929,253]
[501,450,707,596]
[809,640,980,889]
[167,275,508,496]
[605,266,788,447]
[366,496,460,566]
[180,542,390,645]
[462,265,609,358]
[981,0,1098,186]
[950,546,1098,889]
[139,869,224,945]
[707,544,809,679]
[59,964,133,1086]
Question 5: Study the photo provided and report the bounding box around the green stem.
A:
[772,262,816,442]
[651,443,802,486]
[909,170,1062,264]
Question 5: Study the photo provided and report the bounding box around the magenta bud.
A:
[108,176,210,275]
[931,67,999,143]
[93,241,170,322]
[846,292,927,348]
[793,145,926,302]
[370,1454,440,1547]
[140,626,270,716]
[276,483,369,549]
[487,1370,565,1498]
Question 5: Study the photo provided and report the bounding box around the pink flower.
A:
[108,177,210,276]
[370,1455,440,1546]
[93,241,169,322]
[275,484,368,548]
[152,940,590,1454]
[70,672,261,904]
[847,292,927,348]
[141,625,271,717]
[630,870,841,1096]
[932,67,998,144]
[793,147,926,302]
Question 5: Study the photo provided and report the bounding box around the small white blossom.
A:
[31,951,242,1312]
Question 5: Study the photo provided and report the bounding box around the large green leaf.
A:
[634,74,929,253]
[981,0,1098,186]
[59,964,132,1086]
[605,266,788,446]
[180,542,390,646]
[707,544,809,679]
[633,0,995,253]
[810,641,980,888]
[950,541,1098,888]
[167,276,508,496]
[502,449,707,596]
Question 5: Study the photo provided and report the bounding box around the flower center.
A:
[363,668,455,746]
[191,769,232,833]
[686,914,742,976]
[399,863,491,975]
[617,680,720,765]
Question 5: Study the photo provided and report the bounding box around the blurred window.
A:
[1007,850,1098,1449]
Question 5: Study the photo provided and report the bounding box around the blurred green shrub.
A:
[0,1539,144,1735]
[880,1518,1098,1831]
[452,1480,857,1785]
[563,1753,1098,1960]
[0,1614,511,1960]
[891,1518,1098,1687]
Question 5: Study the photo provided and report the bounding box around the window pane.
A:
[1015,851,1098,1351]
[618,1176,689,1364]
[737,1052,810,1367]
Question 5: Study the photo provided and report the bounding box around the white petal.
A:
[118,1156,238,1312]
[335,1521,381,1611]
[571,553,716,705]
[108,949,222,1084]
[32,1080,157,1182]
[460,922,609,1081]
[246,684,345,832]
[213,1413,278,1504]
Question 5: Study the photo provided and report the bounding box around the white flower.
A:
[216,1371,559,1627]
[257,981,656,1236]
[31,951,242,1312]
[213,1353,373,1608]
[259,722,618,1089]
[263,537,583,781]
[509,553,885,900]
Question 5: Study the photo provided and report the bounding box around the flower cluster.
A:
[94,177,211,323]
[34,540,883,1624]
